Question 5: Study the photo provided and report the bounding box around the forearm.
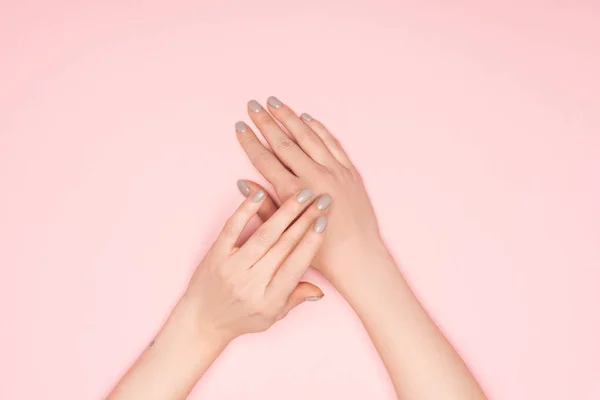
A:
[107,297,228,400]
[328,243,486,400]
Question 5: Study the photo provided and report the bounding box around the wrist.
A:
[167,295,231,352]
[324,238,396,282]
[324,240,410,307]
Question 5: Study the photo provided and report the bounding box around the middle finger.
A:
[247,99,316,175]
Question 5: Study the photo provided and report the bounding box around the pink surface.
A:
[1,1,599,399]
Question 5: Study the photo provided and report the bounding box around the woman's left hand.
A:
[107,187,330,400]
[183,186,331,344]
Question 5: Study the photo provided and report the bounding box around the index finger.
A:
[232,188,315,266]
[235,121,296,189]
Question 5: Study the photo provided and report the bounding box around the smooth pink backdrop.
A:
[1,1,599,399]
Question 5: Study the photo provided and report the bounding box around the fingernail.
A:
[301,113,313,121]
[316,194,332,210]
[267,96,283,109]
[305,296,323,302]
[313,216,328,233]
[235,121,247,133]
[252,190,265,203]
[248,100,262,113]
[296,188,313,203]
[237,180,250,197]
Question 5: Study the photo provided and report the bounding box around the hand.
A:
[183,186,331,343]
[235,97,384,279]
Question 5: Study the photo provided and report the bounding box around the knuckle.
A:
[250,149,272,166]
[299,129,320,144]
[254,228,271,244]
[330,136,343,149]
[275,137,295,152]
[221,216,240,237]
[313,164,332,178]
[259,306,279,322]
[351,168,364,183]
[275,238,296,257]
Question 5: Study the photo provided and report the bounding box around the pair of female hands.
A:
[185,96,382,342]
[109,97,487,400]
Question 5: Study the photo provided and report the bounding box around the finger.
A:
[233,187,315,266]
[266,96,337,168]
[276,282,323,320]
[215,188,267,252]
[299,113,354,169]
[254,194,332,280]
[236,179,279,221]
[267,215,328,300]
[247,100,316,175]
[235,121,296,189]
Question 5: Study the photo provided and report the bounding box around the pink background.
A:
[1,1,599,399]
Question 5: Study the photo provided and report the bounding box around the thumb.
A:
[277,282,324,321]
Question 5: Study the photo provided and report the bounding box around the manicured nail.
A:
[252,190,265,203]
[248,100,262,113]
[313,216,328,233]
[316,194,332,210]
[300,113,313,121]
[237,180,250,197]
[305,296,323,302]
[296,188,313,203]
[235,121,247,133]
[267,96,283,109]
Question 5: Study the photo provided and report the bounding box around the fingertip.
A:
[235,121,248,134]
[315,194,332,211]
[252,189,266,203]
[313,216,328,233]
[237,179,250,197]
[300,112,313,122]
[248,99,263,113]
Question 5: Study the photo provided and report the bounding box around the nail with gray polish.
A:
[316,194,332,210]
[300,113,313,121]
[296,188,313,203]
[235,121,247,133]
[237,180,250,197]
[313,216,328,233]
[267,96,283,109]
[248,100,262,113]
[252,190,265,203]
[305,296,323,302]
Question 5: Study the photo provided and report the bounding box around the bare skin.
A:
[107,97,487,400]
[235,97,487,400]
[107,189,331,400]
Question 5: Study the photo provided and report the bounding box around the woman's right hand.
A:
[235,97,387,280]
[183,186,331,344]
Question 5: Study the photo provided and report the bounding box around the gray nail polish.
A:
[248,100,262,113]
[252,190,265,202]
[237,180,250,197]
[296,188,313,203]
[267,96,283,109]
[305,296,323,302]
[300,113,313,121]
[313,216,328,233]
[316,194,332,210]
[235,121,247,133]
